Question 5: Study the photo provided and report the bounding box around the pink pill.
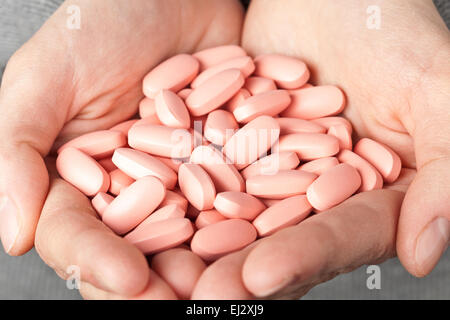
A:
[225,88,251,113]
[298,157,339,176]
[178,163,216,211]
[233,90,291,123]
[153,156,183,173]
[155,90,191,129]
[112,148,177,189]
[110,119,138,137]
[246,170,317,199]
[306,163,361,211]
[244,76,277,95]
[354,138,401,183]
[191,219,257,261]
[159,190,189,212]
[143,54,199,98]
[311,116,353,134]
[223,115,280,170]
[186,69,245,116]
[204,110,238,146]
[337,149,383,192]
[191,56,255,88]
[133,115,162,127]
[327,125,352,150]
[58,130,127,160]
[109,168,135,196]
[253,195,313,237]
[260,198,282,207]
[139,98,157,119]
[277,117,326,135]
[281,85,346,120]
[241,151,300,180]
[128,124,193,159]
[193,45,247,71]
[125,218,194,255]
[278,133,340,160]
[139,204,186,226]
[56,147,110,196]
[103,176,166,235]
[91,192,114,217]
[195,210,227,229]
[214,191,266,221]
[254,54,309,89]
[98,157,117,172]
[190,145,245,192]
[177,88,192,100]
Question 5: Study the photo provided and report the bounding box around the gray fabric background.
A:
[0,0,449,300]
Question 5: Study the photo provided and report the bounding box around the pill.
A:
[112,148,177,189]
[244,76,277,95]
[143,54,199,98]
[139,98,157,119]
[254,54,309,89]
[191,219,257,261]
[233,90,291,123]
[125,218,194,255]
[214,191,266,220]
[203,110,238,146]
[337,149,383,192]
[246,170,317,199]
[178,88,192,100]
[298,157,339,175]
[191,56,255,88]
[186,69,244,116]
[281,86,346,120]
[159,190,189,212]
[278,133,340,160]
[311,116,353,134]
[178,163,216,211]
[153,156,183,173]
[109,168,135,195]
[91,192,114,217]
[260,198,282,207]
[139,204,186,226]
[103,176,166,234]
[327,125,352,150]
[276,117,326,135]
[154,89,191,129]
[58,130,127,160]
[133,115,162,127]
[98,157,117,172]
[128,124,193,158]
[151,248,206,299]
[224,88,251,113]
[193,45,247,71]
[241,151,300,180]
[56,147,110,196]
[253,195,313,236]
[190,145,245,192]
[195,210,227,229]
[223,115,280,170]
[306,163,361,211]
[354,138,401,183]
[110,119,138,136]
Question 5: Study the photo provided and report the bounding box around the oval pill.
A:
[91,192,114,217]
[178,163,216,211]
[109,168,135,196]
[155,90,190,129]
[298,157,339,176]
[224,88,251,113]
[153,156,183,173]
[278,133,340,160]
[204,110,239,146]
[139,204,186,226]
[253,195,313,237]
[56,147,110,196]
[195,210,227,229]
[193,45,247,71]
[177,88,192,100]
[244,76,277,95]
[241,151,300,180]
[311,116,353,134]
[306,163,361,211]
[159,190,189,212]
[246,170,317,199]
[191,219,257,261]
[277,117,326,135]
[328,125,352,150]
[98,157,117,172]
[254,54,309,89]
[110,119,138,137]
[103,176,166,235]
[214,191,266,221]
[354,138,401,183]
[143,54,199,98]
[186,69,245,116]
[139,98,157,119]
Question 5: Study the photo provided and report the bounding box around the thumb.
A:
[397,68,450,277]
[0,48,70,255]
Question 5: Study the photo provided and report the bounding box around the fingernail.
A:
[256,276,294,298]
[0,196,20,253]
[415,217,449,274]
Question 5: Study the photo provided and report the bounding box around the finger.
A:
[79,269,178,300]
[397,73,450,277]
[35,165,150,296]
[242,189,405,298]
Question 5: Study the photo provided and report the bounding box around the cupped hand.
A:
[192,0,449,299]
[0,0,244,298]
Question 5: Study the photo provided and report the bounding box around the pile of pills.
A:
[56,45,402,264]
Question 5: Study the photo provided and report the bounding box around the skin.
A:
[0,0,448,299]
